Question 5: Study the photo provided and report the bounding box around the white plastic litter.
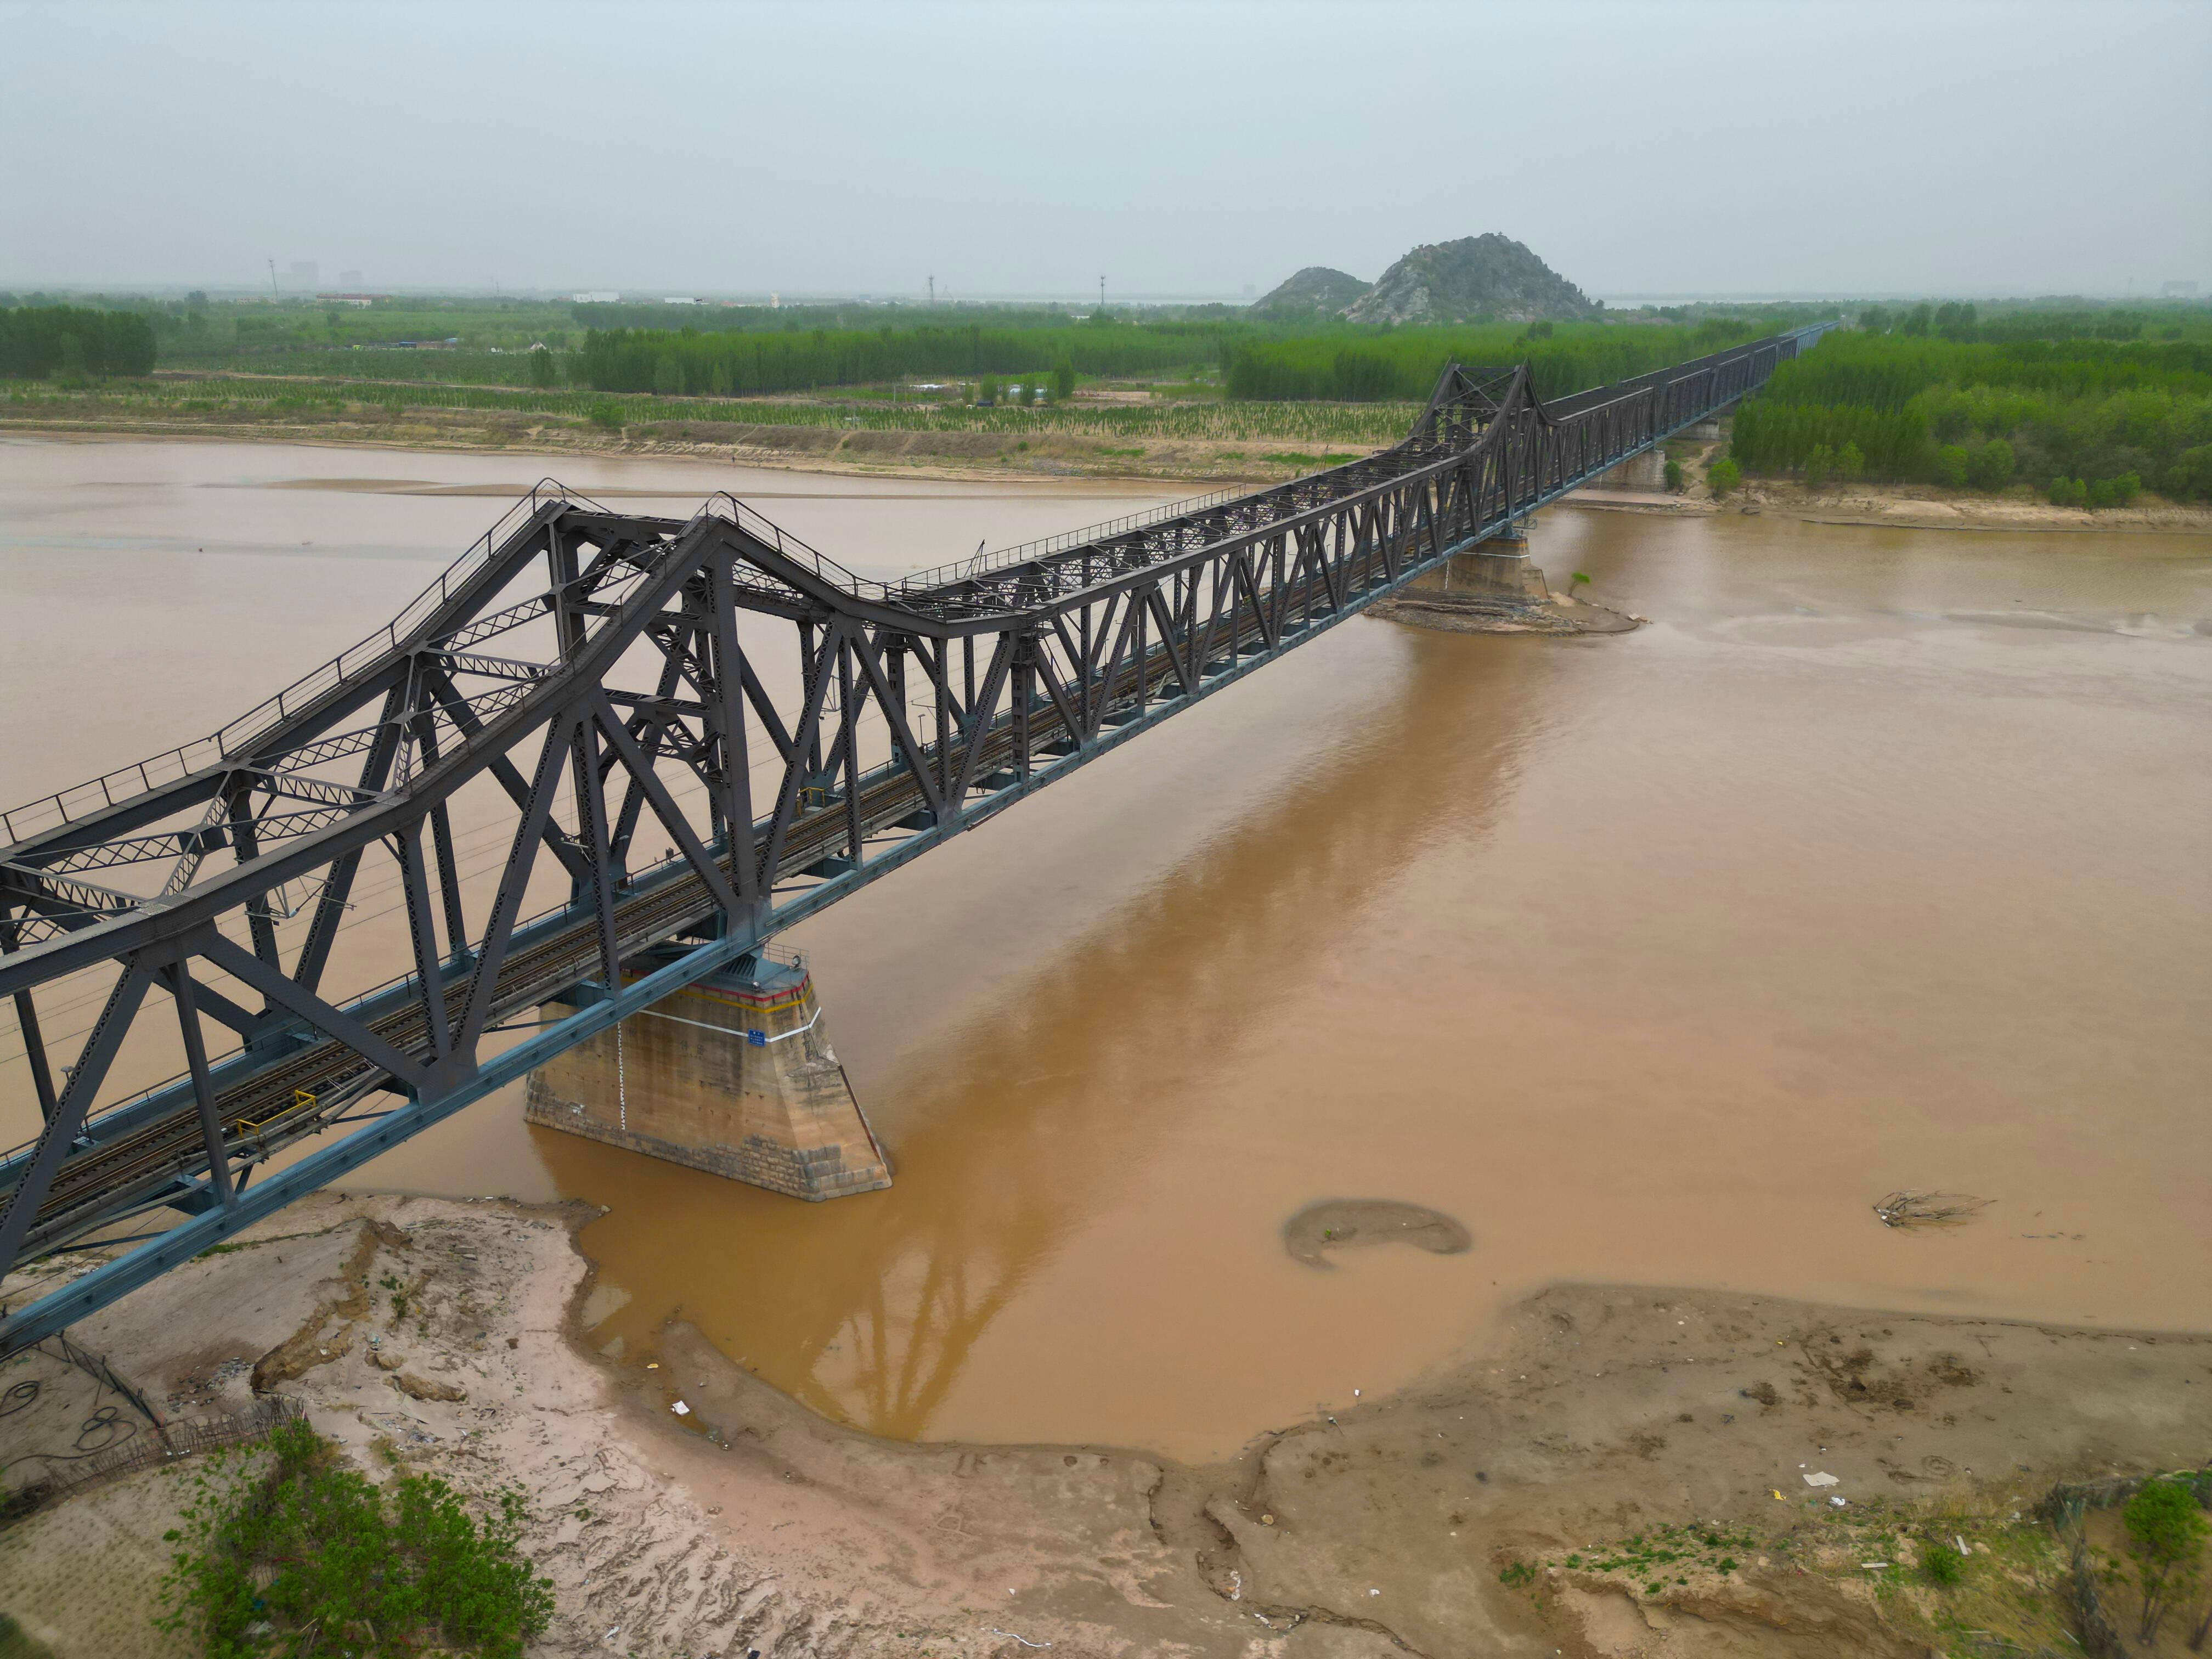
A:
[671,1400,690,1416]
[1803,1471,1839,1488]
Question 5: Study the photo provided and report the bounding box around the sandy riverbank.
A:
[2,1193,2203,1658]
[0,410,1311,490]
[12,414,2211,536]
[1577,436,2212,534]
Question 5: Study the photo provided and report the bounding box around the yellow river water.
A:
[2,435,2206,1462]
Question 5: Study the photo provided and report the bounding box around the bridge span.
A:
[0,324,1832,1355]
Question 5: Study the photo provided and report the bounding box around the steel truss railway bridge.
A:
[0,325,1831,1355]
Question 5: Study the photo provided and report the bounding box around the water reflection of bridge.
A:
[550,630,1543,1441]
[0,327,1832,1355]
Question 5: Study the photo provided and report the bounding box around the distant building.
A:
[572,291,620,304]
[2163,280,2200,298]
[663,297,703,305]
[287,261,319,291]
[339,269,363,287]
[315,294,379,308]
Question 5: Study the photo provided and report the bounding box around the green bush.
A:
[1967,437,2016,489]
[1709,457,1741,496]
[586,399,624,431]
[1919,1541,1966,1585]
[1936,444,1970,487]
[1663,458,1685,493]
[155,1420,553,1659]
[2120,1477,2209,1643]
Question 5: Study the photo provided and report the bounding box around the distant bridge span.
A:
[0,324,1832,1354]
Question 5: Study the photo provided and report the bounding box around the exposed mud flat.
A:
[1283,1199,1473,1269]
[2,1192,2204,1658]
[1368,585,1643,635]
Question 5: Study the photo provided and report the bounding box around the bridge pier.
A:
[1590,448,1667,490]
[524,955,891,1201]
[1438,525,1542,597]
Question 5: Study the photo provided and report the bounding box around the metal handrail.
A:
[0,479,615,850]
[888,481,1257,594]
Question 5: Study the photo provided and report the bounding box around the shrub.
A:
[586,399,624,431]
[1663,458,1684,493]
[1967,438,2016,489]
[156,1420,553,1658]
[1920,1541,1966,1586]
[1936,444,1970,487]
[2120,1477,2208,1643]
[1708,457,1741,496]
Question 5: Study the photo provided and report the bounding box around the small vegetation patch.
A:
[156,1418,552,1658]
[1566,1519,1764,1588]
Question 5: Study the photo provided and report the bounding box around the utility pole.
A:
[928,274,935,307]
[1099,274,1106,312]
[267,258,278,298]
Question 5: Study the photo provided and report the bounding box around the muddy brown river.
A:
[2,436,2207,1462]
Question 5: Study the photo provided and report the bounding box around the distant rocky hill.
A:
[1250,235,1594,326]
[1249,266,1372,318]
[1345,235,1596,325]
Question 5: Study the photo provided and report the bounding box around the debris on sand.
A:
[1873,1192,1993,1230]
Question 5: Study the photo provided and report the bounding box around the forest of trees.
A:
[1729,326,2212,501]
[1854,301,2187,345]
[1220,318,1787,402]
[575,318,1225,396]
[0,305,157,379]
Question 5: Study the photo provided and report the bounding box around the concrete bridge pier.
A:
[1439,522,1545,599]
[524,953,892,1201]
[1592,448,1667,490]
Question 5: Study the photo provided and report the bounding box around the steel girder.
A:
[0,323,1833,1355]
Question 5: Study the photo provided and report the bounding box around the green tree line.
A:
[1729,326,2212,501]
[0,305,156,379]
[1857,300,2203,345]
[572,300,1124,335]
[1220,318,1786,403]
[575,320,1224,396]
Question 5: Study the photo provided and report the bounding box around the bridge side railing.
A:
[0,481,618,851]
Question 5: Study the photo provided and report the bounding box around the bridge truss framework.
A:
[0,325,1832,1355]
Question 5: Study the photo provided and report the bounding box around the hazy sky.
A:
[4,0,2207,298]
